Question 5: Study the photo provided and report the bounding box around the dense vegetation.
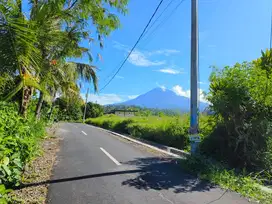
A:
[84,102,104,119]
[201,50,272,171]
[0,0,128,202]
[86,114,215,151]
[0,102,46,188]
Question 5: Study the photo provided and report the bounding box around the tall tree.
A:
[0,0,128,117]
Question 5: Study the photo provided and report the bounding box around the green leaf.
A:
[1,158,9,166]
[2,165,11,176]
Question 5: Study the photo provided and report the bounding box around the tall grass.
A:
[85,114,214,150]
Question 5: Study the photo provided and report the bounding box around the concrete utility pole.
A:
[189,0,200,154]
[83,87,89,123]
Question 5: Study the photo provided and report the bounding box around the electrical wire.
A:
[102,0,176,83]
[141,0,177,40]
[141,0,186,48]
[99,0,165,92]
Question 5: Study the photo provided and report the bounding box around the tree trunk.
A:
[20,86,32,117]
[35,92,44,121]
[48,91,57,121]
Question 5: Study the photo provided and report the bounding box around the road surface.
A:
[47,123,250,204]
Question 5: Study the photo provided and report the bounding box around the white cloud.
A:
[148,49,180,56]
[128,95,139,100]
[128,50,165,67]
[113,41,179,67]
[80,92,140,105]
[156,68,184,75]
[172,85,191,98]
[116,75,124,79]
[112,41,128,50]
[81,93,123,105]
[160,86,166,91]
[198,81,208,85]
[172,85,208,103]
[156,82,166,91]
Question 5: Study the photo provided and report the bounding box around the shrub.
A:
[203,51,272,170]
[0,102,46,188]
[84,102,103,118]
[55,96,83,121]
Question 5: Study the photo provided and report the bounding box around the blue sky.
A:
[81,0,272,105]
[23,0,272,104]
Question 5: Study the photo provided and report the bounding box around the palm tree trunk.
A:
[48,91,57,121]
[19,67,32,117]
[20,85,32,117]
[35,92,44,120]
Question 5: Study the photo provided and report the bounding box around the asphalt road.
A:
[46,123,250,204]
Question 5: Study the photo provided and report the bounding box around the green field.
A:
[85,114,214,150]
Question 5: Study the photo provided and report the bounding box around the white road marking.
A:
[81,131,87,135]
[100,147,121,166]
[159,193,175,204]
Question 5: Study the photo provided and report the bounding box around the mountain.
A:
[118,88,209,112]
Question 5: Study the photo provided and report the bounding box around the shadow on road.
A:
[16,170,142,189]
[121,157,215,193]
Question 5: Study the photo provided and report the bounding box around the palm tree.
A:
[0,2,43,116]
[31,5,98,119]
[1,0,128,117]
[35,61,97,120]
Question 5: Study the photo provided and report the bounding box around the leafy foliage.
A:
[0,0,128,116]
[84,102,103,118]
[0,102,46,188]
[201,50,272,170]
[54,96,84,121]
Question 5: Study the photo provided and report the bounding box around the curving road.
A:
[47,123,250,204]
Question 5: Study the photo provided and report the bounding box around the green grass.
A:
[180,155,272,204]
[85,114,214,150]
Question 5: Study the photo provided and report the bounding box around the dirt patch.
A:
[10,125,60,204]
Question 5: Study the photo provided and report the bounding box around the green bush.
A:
[84,102,103,118]
[0,102,46,188]
[202,51,272,170]
[54,96,83,121]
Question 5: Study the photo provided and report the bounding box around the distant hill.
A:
[118,88,209,112]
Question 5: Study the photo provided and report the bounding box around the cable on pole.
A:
[99,0,165,92]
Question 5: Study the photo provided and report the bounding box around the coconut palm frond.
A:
[73,62,98,92]
[2,80,23,101]
[0,7,41,75]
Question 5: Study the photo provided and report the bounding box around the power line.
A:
[99,0,165,92]
[102,0,175,83]
[141,0,177,40]
[141,0,186,47]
